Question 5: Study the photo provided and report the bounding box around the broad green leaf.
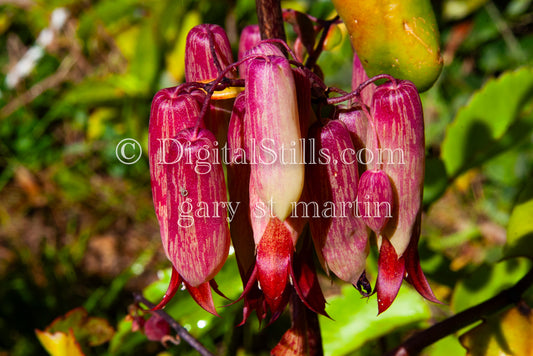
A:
[320,284,431,356]
[460,305,533,356]
[441,67,533,178]
[504,181,533,259]
[452,258,532,313]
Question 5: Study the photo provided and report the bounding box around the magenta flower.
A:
[149,87,230,315]
[307,119,369,285]
[149,87,205,265]
[185,24,235,82]
[357,169,393,235]
[370,79,439,313]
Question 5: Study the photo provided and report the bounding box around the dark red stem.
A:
[327,74,396,105]
[208,30,224,75]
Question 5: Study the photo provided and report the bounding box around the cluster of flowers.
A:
[148,18,440,327]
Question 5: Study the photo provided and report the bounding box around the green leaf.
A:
[129,20,159,88]
[441,67,533,178]
[319,284,431,356]
[423,157,449,207]
[425,334,465,356]
[452,258,532,313]
[62,79,126,105]
[504,181,533,259]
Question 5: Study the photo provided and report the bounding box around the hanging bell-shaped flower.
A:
[371,79,425,258]
[185,24,235,82]
[149,87,205,262]
[306,119,369,285]
[246,54,304,222]
[357,169,393,235]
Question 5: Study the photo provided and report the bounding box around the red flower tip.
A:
[376,237,405,315]
[257,217,294,311]
[152,267,182,311]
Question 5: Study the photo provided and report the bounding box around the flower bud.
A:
[246,55,304,221]
[149,87,205,261]
[185,24,235,82]
[165,128,230,287]
[238,25,261,62]
[357,170,393,235]
[144,314,171,343]
[184,24,236,147]
[371,79,424,258]
[239,41,285,80]
[306,120,368,285]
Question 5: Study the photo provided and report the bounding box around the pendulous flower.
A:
[306,119,369,285]
[370,79,440,313]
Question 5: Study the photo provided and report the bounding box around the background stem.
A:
[134,293,216,356]
[384,267,533,355]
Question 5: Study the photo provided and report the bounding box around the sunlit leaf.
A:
[425,334,466,356]
[460,305,533,356]
[62,79,126,105]
[505,181,533,259]
[452,258,532,313]
[35,308,114,355]
[441,67,533,178]
[319,284,431,356]
[35,329,84,356]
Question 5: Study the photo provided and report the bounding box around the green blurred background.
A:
[1,0,533,355]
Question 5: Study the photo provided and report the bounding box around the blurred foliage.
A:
[460,304,533,356]
[0,0,532,355]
